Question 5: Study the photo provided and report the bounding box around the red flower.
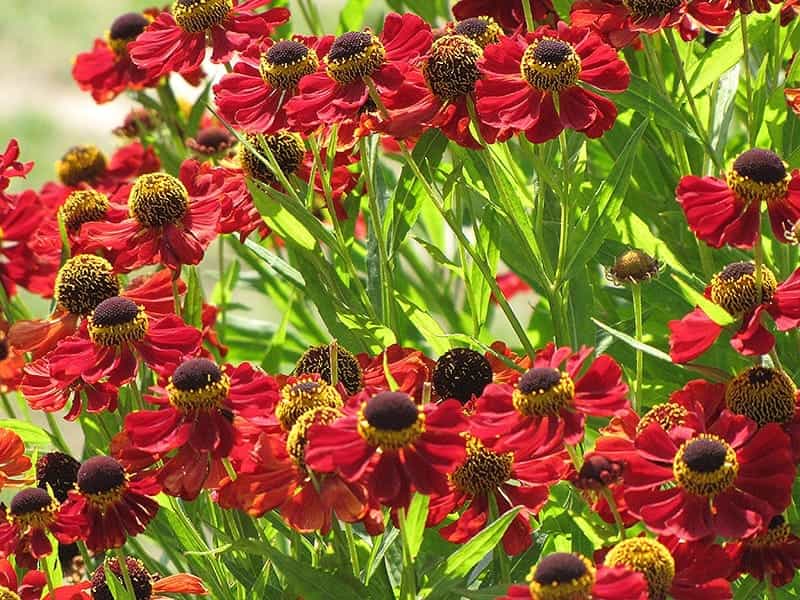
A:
[786,86,800,116]
[471,343,630,452]
[285,13,432,134]
[0,488,86,569]
[45,296,201,386]
[124,358,278,500]
[624,411,795,540]
[0,319,24,392]
[0,559,46,600]
[570,452,638,528]
[88,557,207,600]
[66,455,160,552]
[452,0,557,31]
[82,161,221,271]
[72,11,160,104]
[782,0,800,23]
[726,515,800,587]
[0,139,33,191]
[475,22,630,143]
[494,271,532,303]
[726,0,781,13]
[129,0,289,78]
[499,552,648,599]
[677,148,800,248]
[428,435,567,555]
[668,262,800,362]
[357,344,435,401]
[305,390,467,508]
[214,35,334,134]
[0,428,31,490]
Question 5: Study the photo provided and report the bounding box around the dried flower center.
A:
[521,38,581,93]
[450,436,513,495]
[604,538,675,600]
[286,406,342,469]
[238,132,305,186]
[129,172,189,227]
[326,31,386,85]
[36,451,81,503]
[172,0,233,33]
[167,358,231,413]
[746,515,791,548]
[357,391,425,450]
[115,108,157,138]
[59,189,110,232]
[622,0,681,19]
[432,348,493,404]
[574,455,623,490]
[108,12,150,54]
[709,261,777,316]
[57,145,108,187]
[294,344,364,396]
[673,434,738,497]
[453,16,501,48]
[727,149,790,206]
[422,35,483,101]
[607,249,660,285]
[259,40,319,90]
[88,297,148,346]
[54,254,120,316]
[77,456,129,511]
[193,127,235,153]
[277,375,343,431]
[528,553,596,600]
[0,587,20,600]
[91,557,153,600]
[725,366,797,426]
[636,402,688,435]
[513,367,575,417]
[8,487,58,530]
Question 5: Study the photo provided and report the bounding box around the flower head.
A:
[90,557,207,600]
[726,515,800,587]
[606,249,661,285]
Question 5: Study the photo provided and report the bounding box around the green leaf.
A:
[183,266,204,329]
[338,0,371,32]
[186,82,212,137]
[0,419,51,452]
[243,238,306,288]
[248,181,317,250]
[616,75,700,141]
[396,295,450,355]
[687,20,743,98]
[404,493,430,559]
[670,273,735,326]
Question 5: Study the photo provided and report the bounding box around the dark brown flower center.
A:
[534,553,588,585]
[172,0,233,33]
[733,149,787,184]
[168,358,230,413]
[513,367,575,416]
[10,487,53,515]
[54,255,120,316]
[89,297,148,346]
[622,0,681,19]
[432,347,493,404]
[128,172,189,227]
[673,434,738,497]
[326,31,386,85]
[709,261,777,315]
[268,40,309,65]
[57,145,107,187]
[451,436,513,495]
[682,438,726,472]
[607,249,660,284]
[239,132,305,186]
[172,357,223,391]
[453,16,501,47]
[36,451,81,502]
[91,557,152,600]
[574,455,623,489]
[519,367,561,393]
[521,38,581,92]
[294,344,364,396]
[194,127,235,152]
[260,40,319,90]
[529,553,597,599]
[91,297,138,327]
[109,13,150,42]
[423,35,483,101]
[725,366,797,426]
[77,456,126,495]
[329,31,372,61]
[534,39,572,65]
[364,391,419,430]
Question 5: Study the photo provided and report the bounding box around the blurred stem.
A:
[344,523,361,577]
[397,508,417,600]
[765,576,776,600]
[631,283,644,413]
[297,0,322,35]
[520,0,535,31]
[45,413,69,454]
[171,274,182,315]
[1,393,16,419]
[218,239,226,344]
[740,13,755,146]
[600,488,626,540]
[487,493,511,584]
[754,213,764,304]
[43,555,58,600]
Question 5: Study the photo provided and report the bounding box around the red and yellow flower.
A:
[88,556,207,600]
[452,0,557,31]
[725,515,800,588]
[0,559,46,600]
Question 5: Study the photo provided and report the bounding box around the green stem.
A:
[740,13,756,146]
[397,508,417,600]
[520,0,535,30]
[343,523,361,577]
[218,239,227,344]
[754,212,764,304]
[487,493,511,584]
[115,548,137,600]
[43,555,59,600]
[46,413,70,454]
[1,392,16,419]
[631,283,644,413]
[600,488,627,540]
[765,575,776,600]
[171,274,182,316]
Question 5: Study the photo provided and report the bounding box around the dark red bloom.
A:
[428,435,567,555]
[669,262,800,362]
[782,0,800,24]
[88,556,207,600]
[471,343,630,452]
[0,139,33,191]
[452,0,557,31]
[0,488,86,569]
[677,149,800,248]
[476,22,630,143]
[66,456,160,552]
[0,559,46,600]
[726,515,800,587]
[624,411,795,540]
[129,0,290,78]
[305,390,468,508]
[285,13,432,135]
[499,552,648,599]
[725,0,781,13]
[357,344,435,401]
[82,161,221,271]
[124,358,278,500]
[214,35,334,134]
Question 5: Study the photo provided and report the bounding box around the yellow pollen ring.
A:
[325,35,386,85]
[286,406,343,469]
[9,500,59,531]
[709,265,777,316]
[59,189,110,231]
[172,0,233,33]
[726,167,790,206]
[520,38,581,93]
[356,404,426,451]
[56,145,108,187]
[84,480,128,513]
[450,435,513,496]
[527,555,596,600]
[276,376,343,431]
[725,367,797,426]
[259,48,320,90]
[0,586,21,600]
[167,374,231,413]
[636,402,688,435]
[747,522,791,547]
[604,537,675,600]
[512,373,575,417]
[88,306,149,347]
[673,434,739,498]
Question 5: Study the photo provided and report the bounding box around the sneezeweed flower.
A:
[129,0,290,79]
[452,0,558,31]
[428,435,567,555]
[725,515,800,587]
[185,125,237,159]
[668,262,800,362]
[570,453,637,528]
[471,343,630,452]
[294,343,364,396]
[445,17,503,48]
[72,11,159,104]
[624,412,795,540]
[0,319,24,392]
[36,452,81,502]
[605,248,661,285]
[113,108,158,138]
[0,139,33,191]
[82,163,221,271]
[124,357,279,500]
[432,347,494,405]
[725,0,781,13]
[0,428,31,490]
[358,345,435,401]
[677,148,800,248]
[90,557,207,600]
[214,36,334,134]
[603,536,732,599]
[0,487,85,569]
[305,390,468,508]
[475,22,631,143]
[67,455,160,552]
[0,559,46,600]
[237,131,305,186]
[271,374,343,432]
[45,295,202,386]
[285,13,432,135]
[498,552,648,599]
